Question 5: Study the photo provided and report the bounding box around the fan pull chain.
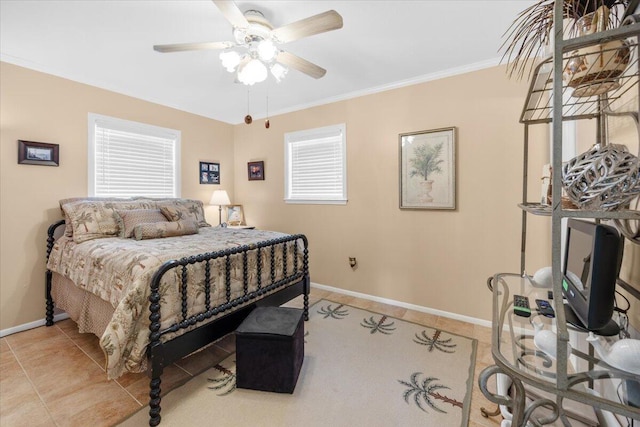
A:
[265,89,270,129]
[244,89,252,124]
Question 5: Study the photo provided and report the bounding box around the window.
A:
[88,113,181,197]
[284,124,347,204]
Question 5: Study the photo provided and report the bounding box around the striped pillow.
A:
[133,220,199,240]
[115,209,167,238]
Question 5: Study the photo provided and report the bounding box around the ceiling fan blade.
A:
[277,51,326,79]
[212,0,249,28]
[271,10,343,44]
[153,41,233,53]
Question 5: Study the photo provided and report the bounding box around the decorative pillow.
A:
[133,220,199,240]
[63,199,157,243]
[158,199,211,228]
[115,209,168,238]
[59,197,130,238]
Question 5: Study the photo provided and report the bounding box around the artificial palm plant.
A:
[501,0,631,80]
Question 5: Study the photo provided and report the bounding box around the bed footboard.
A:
[147,234,309,426]
[45,221,308,426]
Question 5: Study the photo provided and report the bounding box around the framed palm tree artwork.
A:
[399,127,456,210]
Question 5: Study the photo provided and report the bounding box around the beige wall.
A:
[233,65,551,321]
[0,62,234,330]
[2,58,637,427]
[15,60,633,329]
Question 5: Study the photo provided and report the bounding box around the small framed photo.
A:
[199,161,220,184]
[226,204,245,226]
[18,140,59,166]
[399,127,456,210]
[248,161,265,181]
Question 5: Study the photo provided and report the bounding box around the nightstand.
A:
[227,225,255,230]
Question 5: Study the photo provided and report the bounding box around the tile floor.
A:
[0,288,502,427]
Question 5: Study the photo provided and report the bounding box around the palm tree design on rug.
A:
[413,329,457,353]
[207,362,236,396]
[361,315,396,334]
[399,373,463,414]
[317,304,349,319]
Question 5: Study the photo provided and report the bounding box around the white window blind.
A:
[88,114,181,198]
[285,124,347,204]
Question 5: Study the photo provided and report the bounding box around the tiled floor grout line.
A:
[172,361,194,377]
[116,382,145,407]
[54,324,107,372]
[53,320,235,410]
[5,336,61,427]
[54,324,146,408]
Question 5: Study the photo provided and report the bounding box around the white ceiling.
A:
[0,1,535,125]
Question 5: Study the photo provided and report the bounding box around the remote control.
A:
[513,295,531,317]
[535,299,555,317]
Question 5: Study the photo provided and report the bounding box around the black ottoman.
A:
[235,306,304,393]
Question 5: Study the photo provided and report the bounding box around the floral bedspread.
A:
[47,227,303,379]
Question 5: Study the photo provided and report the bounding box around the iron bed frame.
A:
[45,220,310,426]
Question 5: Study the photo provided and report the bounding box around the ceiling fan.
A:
[153,0,343,85]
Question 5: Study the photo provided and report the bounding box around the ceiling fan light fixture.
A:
[233,28,248,45]
[257,39,278,62]
[270,62,288,82]
[219,50,241,72]
[238,58,268,85]
[154,4,343,86]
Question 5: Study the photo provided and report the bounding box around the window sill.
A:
[284,199,347,205]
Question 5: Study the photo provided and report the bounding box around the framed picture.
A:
[399,127,456,210]
[247,161,265,181]
[199,161,220,184]
[226,205,245,226]
[18,140,59,166]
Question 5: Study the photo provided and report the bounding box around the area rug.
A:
[119,300,477,426]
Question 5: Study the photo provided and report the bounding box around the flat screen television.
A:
[562,219,623,336]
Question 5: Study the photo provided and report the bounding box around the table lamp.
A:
[209,190,231,225]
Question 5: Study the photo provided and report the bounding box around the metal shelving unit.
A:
[518,17,640,279]
[479,3,640,425]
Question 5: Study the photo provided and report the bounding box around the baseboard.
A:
[0,312,70,338]
[311,282,492,328]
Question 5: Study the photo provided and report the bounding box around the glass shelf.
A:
[486,273,640,421]
[518,202,640,219]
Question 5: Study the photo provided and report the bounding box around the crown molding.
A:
[235,57,503,124]
[2,52,501,126]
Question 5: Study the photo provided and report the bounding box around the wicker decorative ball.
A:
[562,144,640,211]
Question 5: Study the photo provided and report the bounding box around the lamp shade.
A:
[210,190,231,206]
[237,59,268,85]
